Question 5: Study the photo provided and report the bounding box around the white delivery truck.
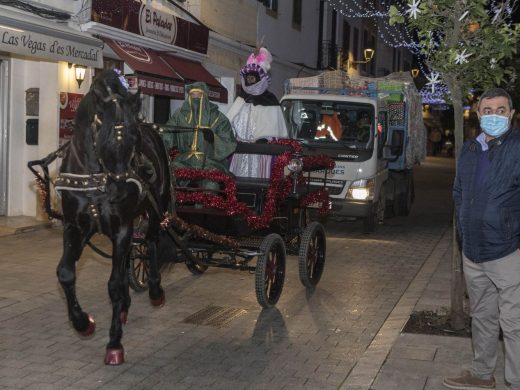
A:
[280,71,426,232]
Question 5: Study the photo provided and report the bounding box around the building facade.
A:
[0,0,414,218]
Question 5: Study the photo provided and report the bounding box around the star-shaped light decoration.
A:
[425,71,441,94]
[405,0,421,19]
[454,49,472,64]
[490,58,497,69]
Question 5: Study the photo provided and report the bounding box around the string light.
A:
[420,84,450,105]
[327,0,517,81]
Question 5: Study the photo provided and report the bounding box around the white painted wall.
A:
[7,57,88,217]
[257,1,319,69]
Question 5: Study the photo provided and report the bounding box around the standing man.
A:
[162,82,236,189]
[444,88,520,390]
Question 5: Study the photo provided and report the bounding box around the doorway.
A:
[154,95,171,124]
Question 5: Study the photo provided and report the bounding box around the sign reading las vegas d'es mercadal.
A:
[0,26,103,68]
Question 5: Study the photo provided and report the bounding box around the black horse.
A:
[54,69,171,365]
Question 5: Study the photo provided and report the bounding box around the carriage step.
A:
[183,305,247,328]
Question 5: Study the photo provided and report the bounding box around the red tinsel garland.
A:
[300,189,331,215]
[173,141,335,231]
[161,213,239,250]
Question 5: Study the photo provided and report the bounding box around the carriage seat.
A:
[234,176,270,190]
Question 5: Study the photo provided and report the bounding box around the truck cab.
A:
[280,71,425,232]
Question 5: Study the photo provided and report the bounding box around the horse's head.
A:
[89,69,142,182]
[91,69,141,118]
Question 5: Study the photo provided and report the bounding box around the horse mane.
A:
[74,70,140,132]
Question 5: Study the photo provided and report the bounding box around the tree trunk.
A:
[445,79,466,330]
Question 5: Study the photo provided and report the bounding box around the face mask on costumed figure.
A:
[240,47,273,96]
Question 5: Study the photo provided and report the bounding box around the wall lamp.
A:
[348,48,375,70]
[74,65,87,88]
[411,68,420,78]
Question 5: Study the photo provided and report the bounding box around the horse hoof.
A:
[78,315,96,337]
[150,293,165,307]
[120,311,128,325]
[104,348,125,365]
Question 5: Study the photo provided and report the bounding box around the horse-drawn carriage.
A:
[27,69,333,364]
[129,139,333,308]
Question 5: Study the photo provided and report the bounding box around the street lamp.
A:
[74,65,87,88]
[347,48,375,71]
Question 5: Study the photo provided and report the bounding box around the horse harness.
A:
[54,86,156,231]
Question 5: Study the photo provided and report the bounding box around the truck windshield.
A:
[281,99,375,150]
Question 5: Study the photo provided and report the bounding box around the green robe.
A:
[162,82,236,173]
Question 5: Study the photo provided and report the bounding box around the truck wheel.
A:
[363,187,386,233]
[398,177,414,216]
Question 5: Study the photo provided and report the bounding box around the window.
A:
[280,99,376,151]
[370,35,376,75]
[292,0,302,29]
[261,0,278,13]
[353,28,359,70]
[342,21,350,57]
[362,29,369,73]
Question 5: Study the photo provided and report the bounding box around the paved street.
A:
[0,157,455,390]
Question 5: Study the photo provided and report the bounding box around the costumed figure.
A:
[226,47,289,178]
[162,82,237,189]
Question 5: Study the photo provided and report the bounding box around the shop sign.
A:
[59,92,84,146]
[91,0,208,54]
[0,26,102,68]
[139,4,177,45]
[135,74,185,98]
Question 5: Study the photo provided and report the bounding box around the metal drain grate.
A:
[183,305,247,327]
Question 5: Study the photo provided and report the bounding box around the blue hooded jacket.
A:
[453,129,520,262]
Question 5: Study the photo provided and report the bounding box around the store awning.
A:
[159,54,228,103]
[103,38,184,98]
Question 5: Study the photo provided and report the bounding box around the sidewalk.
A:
[0,215,53,237]
[366,227,506,390]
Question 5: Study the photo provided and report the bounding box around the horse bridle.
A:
[55,85,148,215]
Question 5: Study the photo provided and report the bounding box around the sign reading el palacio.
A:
[91,0,209,54]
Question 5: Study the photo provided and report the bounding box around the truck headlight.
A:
[347,178,375,200]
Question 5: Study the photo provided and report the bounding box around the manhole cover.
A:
[183,305,247,327]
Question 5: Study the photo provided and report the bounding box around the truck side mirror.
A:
[383,130,404,161]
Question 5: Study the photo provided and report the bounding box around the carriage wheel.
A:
[128,240,149,292]
[298,222,326,288]
[186,252,208,275]
[255,234,286,308]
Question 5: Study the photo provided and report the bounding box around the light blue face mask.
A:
[480,114,510,137]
